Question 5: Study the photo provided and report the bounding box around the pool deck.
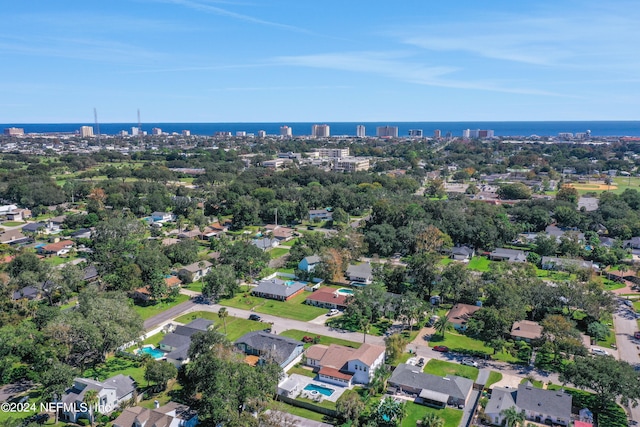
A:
[286,374,350,403]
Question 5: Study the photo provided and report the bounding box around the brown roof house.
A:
[112,402,198,427]
[305,287,349,310]
[448,303,482,331]
[304,343,386,387]
[38,240,74,256]
[510,320,543,342]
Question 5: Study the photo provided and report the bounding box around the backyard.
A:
[219,290,326,321]
[173,311,266,341]
[279,329,362,349]
[423,359,479,381]
[428,331,519,363]
[467,256,491,272]
[132,294,190,320]
[401,402,462,427]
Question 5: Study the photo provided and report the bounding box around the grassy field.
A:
[279,329,362,349]
[423,359,479,381]
[520,377,544,388]
[83,356,146,385]
[467,256,491,272]
[2,221,25,227]
[219,290,327,321]
[132,294,190,320]
[279,403,337,424]
[182,280,204,293]
[0,389,42,422]
[486,371,503,388]
[287,365,316,378]
[439,257,454,266]
[603,278,626,291]
[269,247,290,259]
[401,402,462,427]
[535,268,573,281]
[280,238,299,247]
[42,255,79,266]
[174,311,266,341]
[429,331,519,363]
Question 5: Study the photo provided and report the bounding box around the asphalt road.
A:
[143,299,197,329]
[612,299,640,423]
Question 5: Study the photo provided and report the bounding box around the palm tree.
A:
[501,406,525,427]
[420,412,445,427]
[218,307,228,335]
[83,389,99,427]
[433,315,452,338]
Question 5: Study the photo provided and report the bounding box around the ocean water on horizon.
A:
[2,121,639,137]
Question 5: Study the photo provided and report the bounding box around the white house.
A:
[178,261,212,283]
[305,343,385,387]
[60,375,136,422]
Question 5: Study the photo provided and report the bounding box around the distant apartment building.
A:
[356,125,366,138]
[280,126,293,137]
[408,129,423,137]
[119,130,129,136]
[316,148,349,158]
[131,127,140,136]
[214,131,231,137]
[257,130,267,138]
[334,157,370,172]
[182,130,191,136]
[312,124,330,138]
[434,129,442,139]
[263,158,293,169]
[558,132,573,140]
[462,129,471,138]
[80,126,94,137]
[152,127,162,135]
[236,131,246,137]
[465,129,494,139]
[4,127,24,136]
[377,126,398,137]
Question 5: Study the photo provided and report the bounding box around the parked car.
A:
[460,358,478,367]
[591,347,609,356]
[624,299,634,307]
[433,345,449,352]
[634,331,640,340]
[416,357,425,367]
[326,309,340,317]
[249,314,262,321]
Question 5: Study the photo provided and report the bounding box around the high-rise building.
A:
[182,130,191,136]
[408,129,423,137]
[131,127,140,136]
[312,124,330,138]
[280,126,292,137]
[478,129,494,138]
[257,130,267,138]
[4,127,24,136]
[356,125,366,138]
[434,129,442,139]
[462,129,471,139]
[152,127,162,135]
[236,131,246,137]
[377,126,398,137]
[316,148,349,158]
[80,126,94,137]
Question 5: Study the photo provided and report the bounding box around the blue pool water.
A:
[337,288,354,295]
[139,346,165,359]
[285,280,308,286]
[304,384,335,397]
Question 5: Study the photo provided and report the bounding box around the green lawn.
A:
[0,389,41,422]
[401,402,462,427]
[429,332,519,363]
[604,278,626,291]
[83,356,146,385]
[127,331,166,352]
[219,290,327,321]
[439,257,454,266]
[280,238,299,247]
[42,255,79,266]
[423,359,479,381]
[269,247,290,259]
[535,268,573,281]
[173,311,266,341]
[279,403,337,424]
[467,256,491,272]
[2,221,25,227]
[182,280,204,293]
[520,377,543,388]
[132,294,190,320]
[287,365,316,378]
[277,268,296,274]
[279,329,362,349]
[486,371,503,388]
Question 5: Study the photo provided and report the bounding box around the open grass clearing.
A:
[279,329,361,349]
[467,256,491,272]
[486,371,503,388]
[429,331,519,363]
[219,290,326,322]
[401,402,462,427]
[132,294,190,320]
[423,359,478,381]
[173,311,265,341]
[269,247,290,259]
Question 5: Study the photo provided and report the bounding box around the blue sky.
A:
[1,0,639,122]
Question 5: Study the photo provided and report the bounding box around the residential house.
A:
[178,229,201,240]
[12,286,41,301]
[235,331,304,369]
[6,208,31,221]
[485,383,572,426]
[47,215,67,232]
[151,212,175,223]
[131,287,153,302]
[304,343,385,386]
[22,222,48,234]
[178,261,212,283]
[161,238,181,246]
[60,375,136,422]
[510,320,543,342]
[298,255,322,272]
[0,204,18,214]
[447,303,482,331]
[165,275,182,288]
[541,256,596,272]
[83,265,100,283]
[159,319,214,366]
[112,402,198,427]
[388,363,473,408]
[308,209,333,221]
[265,225,295,241]
[488,248,527,262]
[252,278,306,301]
[0,229,32,245]
[305,287,348,310]
[345,263,373,285]
[38,240,74,256]
[449,246,474,261]
[71,228,93,239]
[251,237,279,251]
[625,236,640,250]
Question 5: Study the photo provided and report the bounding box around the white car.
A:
[460,358,478,367]
[326,309,340,317]
[591,347,609,356]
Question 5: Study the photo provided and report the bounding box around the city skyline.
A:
[1,0,639,123]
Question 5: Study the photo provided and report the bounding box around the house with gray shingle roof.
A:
[61,374,136,422]
[488,248,527,262]
[252,278,306,301]
[159,318,214,366]
[112,402,198,427]
[298,255,322,272]
[345,262,373,285]
[235,331,304,368]
[486,383,572,427]
[541,256,597,272]
[388,363,473,408]
[178,261,212,283]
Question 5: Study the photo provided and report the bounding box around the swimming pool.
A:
[304,383,335,397]
[138,346,165,359]
[285,280,308,286]
[337,288,354,295]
